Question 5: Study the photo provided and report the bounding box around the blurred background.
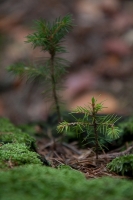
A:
[0,0,133,124]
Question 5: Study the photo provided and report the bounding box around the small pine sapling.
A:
[57,97,120,160]
[8,14,73,123]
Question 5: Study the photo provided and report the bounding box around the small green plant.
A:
[8,15,73,123]
[107,154,133,176]
[57,97,120,160]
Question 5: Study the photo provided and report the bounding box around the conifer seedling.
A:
[8,14,73,123]
[57,97,120,160]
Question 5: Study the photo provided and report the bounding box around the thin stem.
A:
[92,102,99,160]
[50,52,62,123]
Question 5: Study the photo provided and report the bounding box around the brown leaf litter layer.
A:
[36,137,133,179]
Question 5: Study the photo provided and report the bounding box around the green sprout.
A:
[57,97,120,160]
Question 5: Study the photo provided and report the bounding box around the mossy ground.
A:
[0,164,133,200]
[0,117,133,199]
[0,143,42,168]
[0,118,36,150]
[0,117,42,168]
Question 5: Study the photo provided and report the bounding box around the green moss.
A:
[0,143,42,168]
[0,164,133,200]
[107,154,133,176]
[0,118,36,150]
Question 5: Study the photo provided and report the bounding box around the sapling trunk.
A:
[50,53,62,123]
[92,101,99,160]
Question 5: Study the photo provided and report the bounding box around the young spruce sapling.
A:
[57,97,120,160]
[8,14,73,123]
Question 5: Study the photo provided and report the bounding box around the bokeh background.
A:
[0,0,133,124]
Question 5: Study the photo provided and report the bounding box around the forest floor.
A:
[35,131,133,179]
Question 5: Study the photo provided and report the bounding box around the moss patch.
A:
[0,118,36,150]
[107,154,133,176]
[0,143,42,168]
[0,164,133,200]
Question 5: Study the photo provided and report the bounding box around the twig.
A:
[62,142,81,155]
[43,138,60,149]
[91,145,133,160]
